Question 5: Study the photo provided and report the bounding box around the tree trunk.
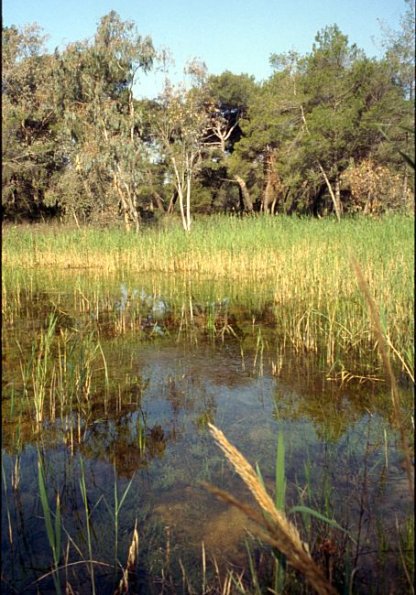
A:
[334,175,342,216]
[234,175,253,213]
[262,148,281,214]
[167,190,178,214]
[151,191,166,212]
[300,105,341,221]
[177,186,188,231]
[171,156,190,232]
[402,166,409,211]
[185,154,192,231]
[113,172,140,232]
[317,163,341,222]
[186,173,192,232]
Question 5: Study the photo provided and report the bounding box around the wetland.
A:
[1,216,414,594]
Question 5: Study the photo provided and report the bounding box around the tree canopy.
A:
[2,7,414,227]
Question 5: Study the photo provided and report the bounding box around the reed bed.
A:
[2,215,413,279]
[3,214,414,377]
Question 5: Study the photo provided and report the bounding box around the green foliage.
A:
[2,4,414,223]
[2,25,62,220]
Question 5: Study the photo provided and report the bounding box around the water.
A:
[1,279,413,593]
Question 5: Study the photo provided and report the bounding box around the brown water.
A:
[1,278,413,594]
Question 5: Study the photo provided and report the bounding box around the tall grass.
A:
[2,215,413,279]
[3,215,414,379]
[206,423,337,595]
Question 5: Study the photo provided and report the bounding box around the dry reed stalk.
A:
[352,258,414,499]
[207,423,337,595]
[114,520,139,595]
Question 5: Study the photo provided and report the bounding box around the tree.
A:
[150,62,213,232]
[52,11,155,229]
[231,58,306,214]
[379,0,415,101]
[2,24,61,220]
[199,72,257,213]
[3,10,413,224]
[377,0,415,204]
[260,27,411,218]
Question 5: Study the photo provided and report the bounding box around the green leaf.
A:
[38,457,55,553]
[54,493,61,564]
[289,505,349,534]
[275,432,286,511]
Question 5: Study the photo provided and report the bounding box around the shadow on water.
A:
[1,279,414,593]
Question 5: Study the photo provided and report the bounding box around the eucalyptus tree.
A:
[2,24,60,219]
[53,11,155,229]
[149,76,211,231]
[146,60,239,231]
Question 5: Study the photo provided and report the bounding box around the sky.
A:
[2,0,407,98]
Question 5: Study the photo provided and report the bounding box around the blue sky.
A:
[3,0,406,98]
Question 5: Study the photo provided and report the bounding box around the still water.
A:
[1,276,413,593]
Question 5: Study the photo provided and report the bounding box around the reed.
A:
[102,466,136,575]
[206,423,337,595]
[2,215,413,280]
[114,520,139,595]
[3,214,413,376]
[29,314,57,428]
[352,258,414,499]
[79,458,101,595]
[274,431,287,592]
[37,452,62,595]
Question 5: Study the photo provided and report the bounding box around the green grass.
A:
[2,214,414,276]
[3,214,413,378]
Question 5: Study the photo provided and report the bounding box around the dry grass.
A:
[206,423,337,595]
[114,520,139,594]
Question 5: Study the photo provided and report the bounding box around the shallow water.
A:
[1,277,413,594]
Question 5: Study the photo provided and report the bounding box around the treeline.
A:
[2,4,414,230]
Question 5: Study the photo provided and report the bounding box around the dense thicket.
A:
[2,4,414,228]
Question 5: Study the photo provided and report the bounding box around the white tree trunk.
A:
[317,162,341,222]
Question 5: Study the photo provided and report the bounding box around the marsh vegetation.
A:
[3,1,415,590]
[2,215,414,594]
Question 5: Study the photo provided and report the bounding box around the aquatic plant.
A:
[37,453,62,594]
[1,214,413,593]
[3,215,413,376]
[206,423,337,594]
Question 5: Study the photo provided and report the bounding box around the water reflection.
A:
[1,284,413,593]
